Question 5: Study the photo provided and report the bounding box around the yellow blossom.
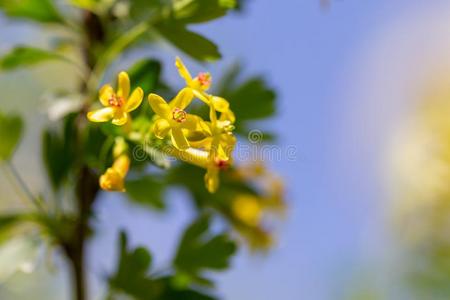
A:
[231,195,263,227]
[148,88,206,150]
[175,57,230,112]
[87,72,143,126]
[99,154,130,192]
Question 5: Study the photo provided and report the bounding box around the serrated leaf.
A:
[0,47,62,71]
[155,23,221,61]
[0,112,23,161]
[0,0,63,24]
[174,215,236,279]
[126,176,165,210]
[110,232,218,300]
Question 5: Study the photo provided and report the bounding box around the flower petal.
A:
[148,93,171,119]
[87,107,115,122]
[189,137,212,149]
[171,127,189,150]
[125,87,144,112]
[169,88,194,110]
[112,111,128,126]
[99,84,114,107]
[117,71,130,99]
[212,96,229,112]
[175,56,193,84]
[112,154,130,177]
[220,109,236,124]
[153,118,171,139]
[204,166,219,193]
[182,114,201,131]
[100,168,125,192]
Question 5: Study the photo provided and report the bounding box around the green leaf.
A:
[0,0,63,24]
[128,59,161,95]
[129,0,164,21]
[0,112,24,161]
[42,114,77,190]
[0,213,39,245]
[174,215,236,280]
[126,176,165,210]
[110,232,218,300]
[109,231,160,299]
[0,47,62,71]
[155,23,221,61]
[172,0,236,24]
[223,77,276,121]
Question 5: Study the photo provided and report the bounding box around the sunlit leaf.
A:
[173,0,236,24]
[0,0,63,24]
[0,47,62,71]
[155,23,221,61]
[0,112,24,161]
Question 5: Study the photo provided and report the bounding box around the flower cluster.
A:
[87,58,236,193]
[229,162,286,249]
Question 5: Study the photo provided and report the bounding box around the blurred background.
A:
[2,0,450,299]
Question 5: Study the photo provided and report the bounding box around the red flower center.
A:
[197,72,211,88]
[215,158,229,170]
[108,95,125,107]
[172,108,187,123]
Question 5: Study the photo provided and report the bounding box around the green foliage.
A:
[217,64,277,138]
[219,67,276,121]
[174,214,236,283]
[0,214,27,243]
[156,23,221,61]
[42,114,77,190]
[0,0,63,24]
[0,111,23,161]
[0,47,62,71]
[128,59,161,95]
[172,0,236,24]
[126,176,166,210]
[109,231,217,300]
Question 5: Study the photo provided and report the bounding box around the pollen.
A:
[172,107,187,123]
[197,72,212,89]
[108,95,125,107]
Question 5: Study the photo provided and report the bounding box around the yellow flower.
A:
[204,131,236,193]
[232,195,263,227]
[175,56,212,92]
[175,57,230,112]
[148,88,206,150]
[87,72,144,126]
[99,154,130,192]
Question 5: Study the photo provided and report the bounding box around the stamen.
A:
[197,72,212,88]
[108,95,125,107]
[172,107,187,123]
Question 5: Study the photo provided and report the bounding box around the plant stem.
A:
[64,10,104,300]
